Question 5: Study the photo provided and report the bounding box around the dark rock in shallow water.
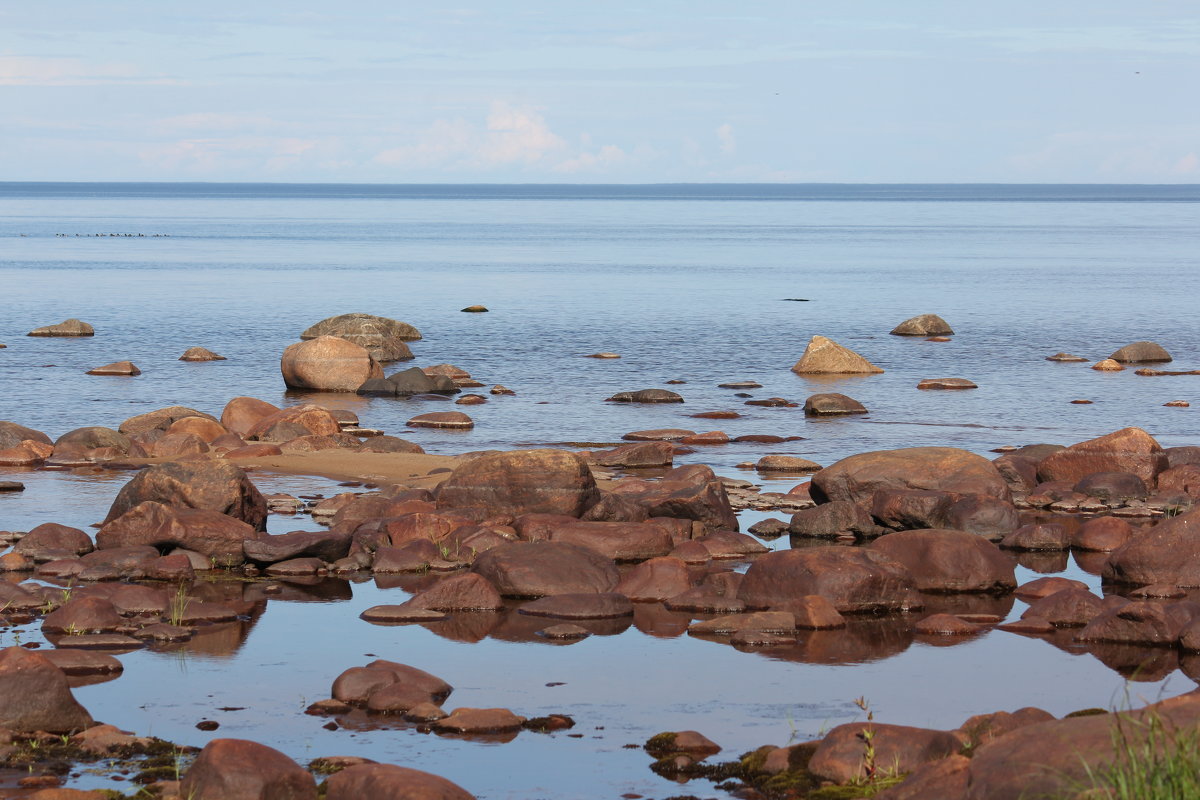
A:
[1109,340,1171,363]
[606,388,684,403]
[890,313,954,336]
[804,392,867,416]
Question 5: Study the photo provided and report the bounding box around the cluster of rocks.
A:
[0,646,475,798]
[0,398,429,468]
[646,690,1200,800]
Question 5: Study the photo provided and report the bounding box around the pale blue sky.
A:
[2,2,1197,182]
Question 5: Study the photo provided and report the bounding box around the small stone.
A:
[606,389,684,403]
[755,455,821,472]
[1046,353,1089,362]
[914,613,981,636]
[461,305,489,312]
[0,481,25,492]
[891,314,954,336]
[718,381,762,389]
[1091,359,1125,371]
[1165,400,1190,408]
[490,385,516,395]
[926,336,952,342]
[538,624,592,640]
[743,397,797,407]
[27,318,94,337]
[455,395,487,405]
[1071,399,1094,405]
[196,720,219,731]
[804,393,867,416]
[586,353,620,359]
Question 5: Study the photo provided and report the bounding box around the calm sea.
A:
[1,183,1198,798]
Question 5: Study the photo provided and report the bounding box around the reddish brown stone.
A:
[1037,427,1167,486]
[615,557,693,601]
[1071,516,1134,551]
[324,763,475,800]
[739,547,915,614]
[408,412,474,429]
[0,647,94,733]
[517,593,633,619]
[281,335,382,392]
[1001,523,1070,551]
[913,613,981,635]
[433,707,526,735]
[610,464,738,531]
[808,722,961,783]
[812,447,1011,505]
[870,529,1015,593]
[181,738,316,800]
[471,541,619,597]
[220,397,281,437]
[1105,508,1200,586]
[1021,589,1105,627]
[104,460,267,530]
[593,442,675,468]
[14,522,94,560]
[245,404,342,443]
[331,660,452,706]
[98,502,261,566]
[437,449,599,517]
[406,573,504,611]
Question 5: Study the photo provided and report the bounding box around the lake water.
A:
[1,183,1198,798]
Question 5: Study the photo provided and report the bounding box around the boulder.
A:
[1074,471,1148,501]
[85,361,140,376]
[324,764,475,800]
[104,460,267,530]
[167,416,229,443]
[1001,523,1070,551]
[593,442,675,469]
[14,522,94,560]
[1110,341,1172,363]
[119,406,220,436]
[789,501,877,538]
[803,393,867,416]
[434,707,526,735]
[0,647,94,732]
[808,722,961,783]
[180,346,225,361]
[243,530,352,564]
[518,593,633,619]
[1071,516,1134,551]
[281,335,383,392]
[621,428,695,441]
[615,557,693,601]
[436,449,600,517]
[1037,427,1167,486]
[471,541,619,597]
[98,502,261,566]
[332,660,452,706]
[942,495,1020,540]
[0,421,53,450]
[890,314,954,336]
[606,389,685,403]
[811,447,1010,505]
[358,436,425,454]
[245,405,342,442]
[869,489,952,531]
[739,547,915,614]
[406,573,504,611]
[611,464,738,531]
[181,738,316,800]
[53,427,132,460]
[756,455,822,472]
[791,335,883,375]
[1104,507,1200,586]
[42,597,124,634]
[1076,600,1184,646]
[220,397,281,437]
[27,318,94,337]
[1021,589,1105,627]
[870,529,1015,593]
[301,312,421,361]
[529,519,674,561]
[1091,358,1125,371]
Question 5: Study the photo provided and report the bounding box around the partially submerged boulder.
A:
[27,318,94,337]
[300,313,421,361]
[890,314,954,336]
[803,393,867,416]
[870,529,1015,593]
[791,335,883,375]
[1037,427,1167,486]
[281,335,383,392]
[471,541,619,597]
[0,647,94,733]
[437,449,600,517]
[1110,341,1172,363]
[1104,507,1200,587]
[811,447,1010,505]
[181,738,317,800]
[739,547,915,614]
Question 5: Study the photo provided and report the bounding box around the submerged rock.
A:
[890,314,954,336]
[803,393,867,416]
[27,318,94,337]
[86,360,140,376]
[180,346,226,361]
[0,647,94,733]
[606,388,685,403]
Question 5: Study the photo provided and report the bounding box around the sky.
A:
[1,2,1198,183]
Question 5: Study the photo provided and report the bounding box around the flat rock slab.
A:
[538,623,592,640]
[28,318,94,336]
[0,482,24,492]
[360,605,448,623]
[917,378,977,390]
[433,707,527,735]
[606,389,684,403]
[718,381,762,389]
[1046,352,1089,362]
[517,593,634,620]
[86,361,141,376]
[407,412,474,429]
[40,649,124,676]
[50,634,144,651]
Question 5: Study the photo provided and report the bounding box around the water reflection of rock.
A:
[374,573,441,593]
[1014,550,1070,574]
[632,603,693,638]
[487,609,632,642]
[245,577,354,603]
[1072,550,1110,576]
[753,616,914,665]
[918,592,1014,619]
[1083,642,1180,681]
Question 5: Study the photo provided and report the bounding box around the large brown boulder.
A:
[471,541,619,597]
[53,427,132,460]
[119,406,220,436]
[610,464,739,531]
[301,313,422,362]
[870,529,1015,593]
[525,519,674,561]
[739,547,915,614]
[963,692,1200,800]
[1104,507,1200,586]
[220,397,281,436]
[791,335,884,374]
[14,522,94,560]
[243,530,351,564]
[98,502,261,566]
[0,421,52,450]
[1037,427,1167,486]
[331,660,452,706]
[325,764,475,800]
[0,647,94,733]
[181,738,317,800]
[811,447,1010,505]
[436,449,600,517]
[809,722,961,783]
[1109,340,1172,363]
[280,335,383,392]
[104,460,268,530]
[245,405,342,442]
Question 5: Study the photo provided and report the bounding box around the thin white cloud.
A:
[0,55,174,86]
[716,123,736,155]
[556,144,627,173]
